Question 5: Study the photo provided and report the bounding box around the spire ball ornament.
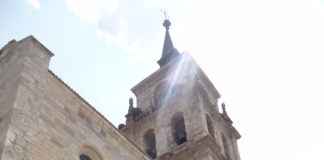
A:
[163,19,171,30]
[158,15,180,67]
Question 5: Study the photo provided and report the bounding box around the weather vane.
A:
[161,9,171,30]
[161,9,169,20]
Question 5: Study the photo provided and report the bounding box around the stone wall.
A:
[0,35,241,160]
[121,54,240,160]
[122,55,214,156]
[0,40,22,157]
[0,36,148,160]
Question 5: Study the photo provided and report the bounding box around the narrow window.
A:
[144,129,157,158]
[206,115,215,138]
[171,113,187,145]
[80,154,92,160]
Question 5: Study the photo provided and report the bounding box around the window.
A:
[144,129,157,158]
[171,112,187,145]
[80,154,92,160]
[79,145,102,160]
[206,115,215,138]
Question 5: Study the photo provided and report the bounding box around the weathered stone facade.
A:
[0,36,148,160]
[120,54,240,160]
[120,19,241,160]
[0,19,241,160]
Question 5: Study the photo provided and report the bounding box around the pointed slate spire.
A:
[157,19,180,67]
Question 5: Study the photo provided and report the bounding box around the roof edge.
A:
[48,70,149,158]
[20,35,55,57]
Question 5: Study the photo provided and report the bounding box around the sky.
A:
[1,0,324,160]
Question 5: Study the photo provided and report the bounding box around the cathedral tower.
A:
[119,19,241,160]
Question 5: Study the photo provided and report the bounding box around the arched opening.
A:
[171,112,187,145]
[144,129,157,158]
[80,154,92,160]
[206,114,215,138]
[79,145,102,160]
[221,134,231,159]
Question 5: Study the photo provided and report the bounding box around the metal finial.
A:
[160,9,169,19]
[161,10,171,30]
[163,10,169,19]
[163,19,171,30]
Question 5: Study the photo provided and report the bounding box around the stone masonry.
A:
[119,19,241,160]
[0,19,241,160]
[0,36,148,160]
[120,53,241,160]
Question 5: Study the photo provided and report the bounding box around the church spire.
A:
[157,18,180,67]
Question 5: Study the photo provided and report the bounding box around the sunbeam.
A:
[161,53,198,107]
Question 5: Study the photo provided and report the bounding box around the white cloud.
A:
[27,0,40,10]
[64,0,189,57]
[65,0,119,24]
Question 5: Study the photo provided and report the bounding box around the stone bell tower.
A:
[119,19,241,160]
